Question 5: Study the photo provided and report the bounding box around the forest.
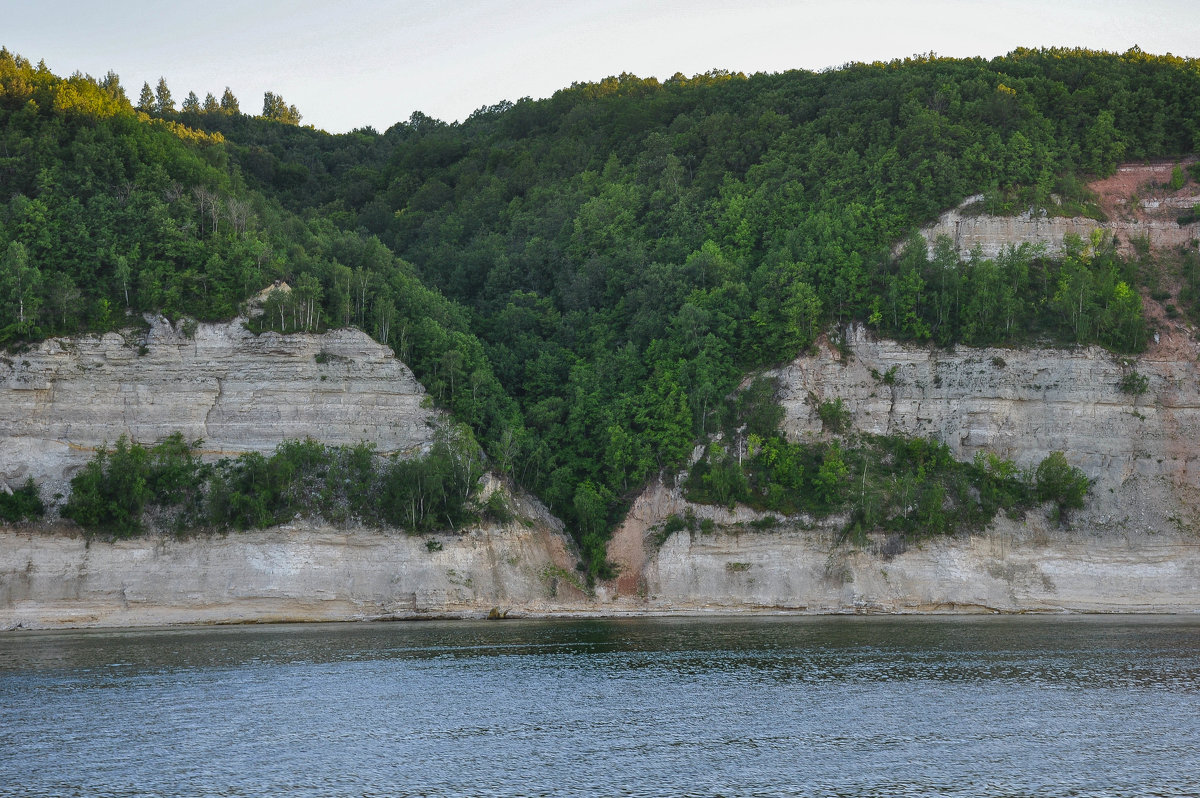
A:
[2,46,1199,574]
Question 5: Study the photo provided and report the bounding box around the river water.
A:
[2,616,1198,797]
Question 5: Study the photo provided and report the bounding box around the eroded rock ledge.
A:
[602,328,1200,615]
[0,317,437,497]
[0,517,586,630]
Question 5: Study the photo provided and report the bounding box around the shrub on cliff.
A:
[0,479,44,522]
[1035,451,1091,527]
[62,436,153,537]
[61,426,488,536]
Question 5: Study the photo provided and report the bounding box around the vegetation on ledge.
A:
[682,379,1093,541]
[60,428,496,539]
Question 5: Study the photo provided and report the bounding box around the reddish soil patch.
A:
[1087,159,1200,357]
[1088,157,1199,226]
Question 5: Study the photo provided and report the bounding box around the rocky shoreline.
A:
[5,517,1199,630]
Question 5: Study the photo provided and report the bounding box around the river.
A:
[2,616,1198,797]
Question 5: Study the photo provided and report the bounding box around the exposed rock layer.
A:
[0,518,585,629]
[0,317,436,496]
[6,297,1200,626]
[918,161,1200,258]
[603,327,1200,614]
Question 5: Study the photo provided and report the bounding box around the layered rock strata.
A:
[603,327,1200,614]
[919,203,1198,259]
[0,317,437,497]
[918,161,1200,259]
[0,514,585,630]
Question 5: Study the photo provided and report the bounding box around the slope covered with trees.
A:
[3,47,1199,575]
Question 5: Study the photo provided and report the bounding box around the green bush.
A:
[62,436,152,537]
[686,414,1045,542]
[817,397,851,433]
[0,479,45,522]
[60,425,488,537]
[1118,371,1149,395]
[1035,451,1091,527]
[1169,165,1187,191]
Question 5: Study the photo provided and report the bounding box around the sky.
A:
[3,0,1198,134]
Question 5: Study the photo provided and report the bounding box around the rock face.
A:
[774,326,1200,534]
[603,327,1200,614]
[918,201,1103,259]
[0,515,586,629]
[0,316,591,630]
[919,204,1198,260]
[918,161,1200,259]
[0,317,437,497]
[6,290,1200,626]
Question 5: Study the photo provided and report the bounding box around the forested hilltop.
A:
[3,47,1199,575]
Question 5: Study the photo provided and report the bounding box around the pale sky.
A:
[3,0,1197,134]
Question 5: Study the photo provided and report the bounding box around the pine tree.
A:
[154,77,174,114]
[99,70,126,102]
[220,86,239,114]
[181,91,200,113]
[137,81,154,113]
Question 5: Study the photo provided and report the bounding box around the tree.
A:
[262,91,301,125]
[99,70,126,102]
[1083,110,1125,176]
[0,242,42,335]
[114,255,132,309]
[62,436,151,537]
[137,81,154,112]
[220,86,239,114]
[202,92,219,113]
[1035,451,1090,527]
[181,90,200,113]
[154,76,174,114]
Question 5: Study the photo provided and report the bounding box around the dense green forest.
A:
[2,47,1199,572]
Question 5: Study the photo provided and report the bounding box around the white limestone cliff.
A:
[0,316,436,498]
[602,327,1200,614]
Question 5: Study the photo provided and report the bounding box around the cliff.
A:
[0,515,585,629]
[918,161,1200,258]
[603,326,1200,614]
[0,316,437,499]
[6,297,1200,627]
[0,317,588,629]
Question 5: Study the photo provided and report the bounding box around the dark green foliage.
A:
[1169,166,1187,191]
[483,490,513,523]
[683,383,1085,540]
[0,479,44,522]
[816,397,851,433]
[728,377,785,437]
[880,234,1148,352]
[62,436,155,537]
[60,427,487,537]
[4,46,1194,574]
[1118,370,1149,395]
[684,429,1072,541]
[1035,451,1091,526]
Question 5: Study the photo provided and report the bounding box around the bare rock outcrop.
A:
[774,326,1200,534]
[0,515,586,629]
[0,317,437,497]
[603,328,1200,614]
[918,161,1200,258]
[0,316,594,629]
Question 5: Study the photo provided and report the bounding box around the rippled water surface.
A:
[2,616,1199,797]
